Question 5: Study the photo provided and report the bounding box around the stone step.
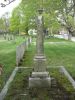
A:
[29,77,51,88]
[51,78,57,88]
[31,72,49,78]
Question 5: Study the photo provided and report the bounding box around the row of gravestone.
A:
[16,37,32,66]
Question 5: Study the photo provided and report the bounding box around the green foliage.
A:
[0,18,7,32]
[44,13,61,35]
[9,0,66,34]
[9,7,20,33]
[67,15,75,27]
[0,18,4,30]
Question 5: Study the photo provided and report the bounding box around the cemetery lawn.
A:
[0,36,26,91]
[4,38,75,99]
[22,37,75,77]
[45,37,69,42]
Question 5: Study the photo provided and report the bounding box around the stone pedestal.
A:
[34,55,46,72]
[29,56,51,88]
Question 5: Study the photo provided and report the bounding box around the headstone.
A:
[29,9,51,88]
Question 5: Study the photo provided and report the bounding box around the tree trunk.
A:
[68,32,72,40]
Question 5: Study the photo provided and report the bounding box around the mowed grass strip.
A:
[45,37,69,42]
[0,36,26,91]
[22,43,36,67]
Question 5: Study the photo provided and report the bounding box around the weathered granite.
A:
[33,55,46,72]
[29,9,51,88]
[32,72,49,78]
[29,77,51,88]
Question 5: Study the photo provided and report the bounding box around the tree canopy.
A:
[7,0,75,36]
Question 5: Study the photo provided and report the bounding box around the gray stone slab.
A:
[34,55,46,59]
[32,72,49,78]
[33,55,47,72]
[29,77,51,88]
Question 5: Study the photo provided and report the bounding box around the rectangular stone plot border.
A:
[0,66,75,100]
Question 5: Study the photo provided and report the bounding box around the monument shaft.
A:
[36,15,44,55]
[34,13,46,72]
[29,9,51,87]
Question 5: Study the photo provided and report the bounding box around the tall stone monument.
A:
[29,9,51,87]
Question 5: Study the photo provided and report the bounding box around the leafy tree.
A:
[0,18,5,33]
[0,12,9,34]
[9,7,20,34]
[9,0,69,35]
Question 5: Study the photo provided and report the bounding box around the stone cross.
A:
[33,9,46,72]
[29,9,51,87]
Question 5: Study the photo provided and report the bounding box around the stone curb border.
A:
[0,67,18,100]
[47,66,75,89]
[60,66,75,89]
[0,66,75,100]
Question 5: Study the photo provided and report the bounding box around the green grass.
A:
[22,44,35,67]
[48,68,74,92]
[5,68,32,100]
[3,37,75,99]
[45,37,69,42]
[0,36,26,91]
[22,38,75,77]
[44,41,75,77]
[1,37,75,93]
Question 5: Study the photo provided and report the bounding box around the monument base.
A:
[34,55,47,72]
[29,72,51,88]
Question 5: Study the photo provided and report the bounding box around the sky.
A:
[0,0,22,17]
